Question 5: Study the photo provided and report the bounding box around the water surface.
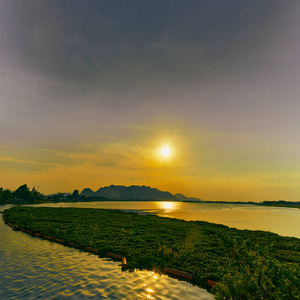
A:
[0,204,213,300]
[2,201,299,299]
[32,201,300,238]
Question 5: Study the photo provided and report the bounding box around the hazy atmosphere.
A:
[1,1,300,201]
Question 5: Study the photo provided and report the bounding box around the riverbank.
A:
[3,206,300,299]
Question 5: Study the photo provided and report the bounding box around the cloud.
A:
[0,156,64,168]
[1,1,300,200]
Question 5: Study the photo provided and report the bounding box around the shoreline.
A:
[2,198,300,210]
[25,201,300,239]
[3,206,300,299]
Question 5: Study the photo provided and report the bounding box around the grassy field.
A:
[3,206,300,299]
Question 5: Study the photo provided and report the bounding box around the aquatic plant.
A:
[3,206,300,299]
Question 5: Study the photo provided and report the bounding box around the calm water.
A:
[0,204,213,300]
[33,201,300,238]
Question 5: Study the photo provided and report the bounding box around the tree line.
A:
[0,184,44,205]
[0,185,106,205]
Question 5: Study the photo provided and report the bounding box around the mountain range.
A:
[80,185,179,201]
[174,193,203,202]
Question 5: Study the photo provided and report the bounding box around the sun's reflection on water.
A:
[144,272,158,299]
[157,201,180,213]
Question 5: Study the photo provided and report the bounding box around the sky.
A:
[1,1,300,201]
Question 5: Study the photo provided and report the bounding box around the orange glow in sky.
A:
[1,2,300,202]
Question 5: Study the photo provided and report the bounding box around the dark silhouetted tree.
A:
[72,190,79,199]
[0,188,13,204]
[53,192,64,202]
[13,184,33,202]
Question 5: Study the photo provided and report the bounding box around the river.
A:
[1,201,299,299]
[0,204,213,300]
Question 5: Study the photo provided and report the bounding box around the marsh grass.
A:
[3,206,300,299]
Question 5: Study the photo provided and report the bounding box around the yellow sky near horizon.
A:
[1,121,299,202]
[1,2,300,203]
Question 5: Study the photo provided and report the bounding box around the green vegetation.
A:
[0,184,44,205]
[0,187,13,204]
[3,206,300,299]
[0,185,95,205]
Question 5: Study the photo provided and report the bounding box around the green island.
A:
[3,206,300,299]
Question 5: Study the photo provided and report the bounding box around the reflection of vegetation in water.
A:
[4,206,300,299]
[262,203,300,209]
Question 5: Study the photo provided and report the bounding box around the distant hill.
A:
[80,188,95,197]
[80,185,178,201]
[174,193,203,202]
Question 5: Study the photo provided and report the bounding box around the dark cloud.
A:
[1,0,300,140]
[2,1,291,85]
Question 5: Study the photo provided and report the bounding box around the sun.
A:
[159,145,172,159]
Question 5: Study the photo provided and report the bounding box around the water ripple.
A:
[0,211,214,300]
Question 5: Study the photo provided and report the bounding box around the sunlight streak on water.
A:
[157,201,179,212]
